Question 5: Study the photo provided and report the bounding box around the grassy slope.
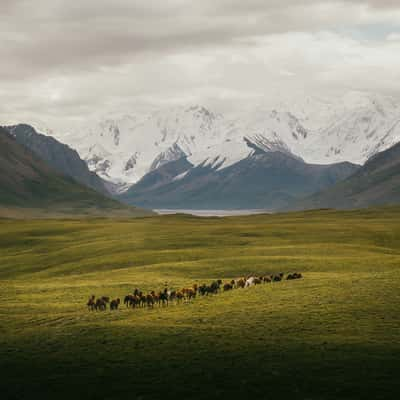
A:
[1,208,400,399]
[0,128,153,218]
[0,205,154,219]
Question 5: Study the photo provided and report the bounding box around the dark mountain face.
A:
[120,151,359,210]
[6,124,109,196]
[0,127,151,217]
[126,157,193,194]
[286,142,400,211]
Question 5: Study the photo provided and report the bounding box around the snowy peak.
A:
[47,92,400,190]
[301,93,400,165]
[150,143,186,171]
[240,110,309,157]
[54,105,252,186]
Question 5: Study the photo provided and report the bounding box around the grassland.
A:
[1,208,400,399]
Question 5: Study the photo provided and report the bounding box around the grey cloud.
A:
[4,1,399,79]
[1,1,400,128]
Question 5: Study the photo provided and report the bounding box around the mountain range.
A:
[47,92,400,195]
[120,151,358,210]
[4,91,400,212]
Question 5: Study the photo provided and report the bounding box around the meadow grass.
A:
[1,208,400,399]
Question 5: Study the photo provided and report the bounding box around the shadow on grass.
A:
[1,324,399,400]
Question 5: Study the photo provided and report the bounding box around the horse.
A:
[87,295,96,311]
[145,294,155,308]
[110,298,120,310]
[159,291,169,306]
[273,274,283,282]
[236,279,246,288]
[176,291,184,303]
[168,290,177,303]
[124,295,133,307]
[95,298,107,311]
[209,281,220,294]
[223,283,233,291]
[182,288,196,301]
[245,277,256,287]
[198,284,208,296]
[287,273,303,280]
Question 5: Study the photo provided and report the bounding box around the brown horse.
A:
[223,283,233,291]
[185,288,196,301]
[176,291,184,303]
[110,298,120,310]
[87,295,96,311]
[95,298,107,311]
[236,279,246,288]
[124,295,133,307]
[146,294,155,308]
[287,272,303,280]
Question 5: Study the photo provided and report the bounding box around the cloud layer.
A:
[1,0,400,128]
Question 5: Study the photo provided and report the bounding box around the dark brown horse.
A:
[87,295,96,311]
[110,298,120,310]
[223,283,233,291]
[95,298,107,311]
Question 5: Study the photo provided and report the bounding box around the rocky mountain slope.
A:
[120,150,359,210]
[6,124,110,196]
[286,142,400,211]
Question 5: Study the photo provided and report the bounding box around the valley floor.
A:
[1,208,400,399]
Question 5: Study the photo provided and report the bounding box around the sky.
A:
[1,0,400,129]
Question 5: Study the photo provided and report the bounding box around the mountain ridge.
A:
[44,92,400,191]
[285,141,400,211]
[120,150,359,210]
[6,124,110,196]
[0,127,153,218]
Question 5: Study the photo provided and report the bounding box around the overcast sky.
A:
[1,0,400,128]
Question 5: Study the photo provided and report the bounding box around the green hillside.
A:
[0,127,153,217]
[1,208,400,399]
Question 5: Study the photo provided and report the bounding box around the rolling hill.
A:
[287,142,400,210]
[0,127,153,217]
[1,207,400,399]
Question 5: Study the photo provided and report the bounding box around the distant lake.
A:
[155,209,271,217]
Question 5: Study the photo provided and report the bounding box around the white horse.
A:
[245,277,257,288]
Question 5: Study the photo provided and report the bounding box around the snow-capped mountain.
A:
[299,92,400,164]
[49,92,400,191]
[49,106,313,190]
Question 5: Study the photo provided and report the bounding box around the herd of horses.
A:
[86,272,303,311]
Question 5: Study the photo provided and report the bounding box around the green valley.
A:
[1,208,400,399]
